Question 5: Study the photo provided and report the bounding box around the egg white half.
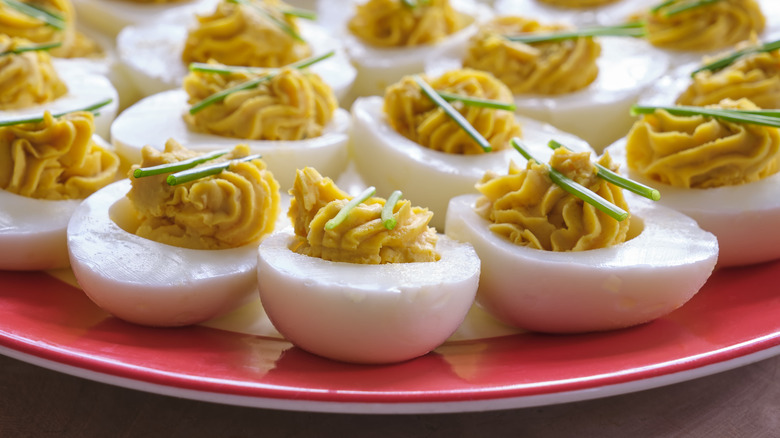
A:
[110,89,351,189]
[0,59,118,139]
[73,0,220,38]
[349,96,593,231]
[340,0,492,103]
[0,135,115,270]
[67,178,289,327]
[608,139,780,267]
[493,0,648,27]
[116,13,356,102]
[427,36,670,151]
[257,231,480,364]
[445,192,719,333]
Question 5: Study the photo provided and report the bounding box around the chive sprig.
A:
[381,190,403,230]
[0,98,112,128]
[0,41,61,56]
[651,0,722,16]
[504,22,645,44]
[437,91,516,111]
[413,75,493,153]
[691,39,780,76]
[166,154,262,186]
[511,138,628,222]
[188,50,334,114]
[631,104,780,128]
[325,186,376,230]
[132,149,229,179]
[548,140,660,201]
[2,0,66,30]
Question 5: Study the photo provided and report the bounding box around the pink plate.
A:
[0,262,779,414]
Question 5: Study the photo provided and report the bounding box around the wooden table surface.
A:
[0,352,778,437]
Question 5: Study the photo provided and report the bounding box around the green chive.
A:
[166,153,262,186]
[402,0,430,7]
[325,186,376,230]
[631,104,780,128]
[282,7,316,20]
[511,138,628,222]
[0,98,112,128]
[188,62,276,75]
[381,190,403,230]
[188,51,334,114]
[0,41,61,56]
[548,140,660,201]
[660,0,722,16]
[691,39,780,76]
[133,150,229,179]
[413,75,492,153]
[2,0,66,30]
[505,22,645,44]
[227,0,305,43]
[437,91,516,111]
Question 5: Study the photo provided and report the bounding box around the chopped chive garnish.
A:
[189,62,277,75]
[325,186,376,230]
[0,41,61,56]
[282,7,316,20]
[691,39,780,76]
[227,0,304,43]
[166,153,262,186]
[511,138,628,222]
[188,50,334,114]
[548,140,660,201]
[631,104,780,128]
[133,149,228,179]
[657,0,722,16]
[505,22,645,44]
[0,98,112,128]
[381,190,403,230]
[413,75,492,153]
[436,91,516,111]
[2,0,66,30]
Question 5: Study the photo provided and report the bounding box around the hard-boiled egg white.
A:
[340,0,492,103]
[607,139,780,267]
[445,192,719,333]
[256,231,480,364]
[72,0,220,38]
[67,178,290,327]
[349,95,593,231]
[0,135,114,271]
[427,37,670,151]
[493,0,648,27]
[110,89,351,189]
[115,11,356,102]
[0,59,118,139]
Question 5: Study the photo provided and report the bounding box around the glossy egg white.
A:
[427,37,670,151]
[110,89,351,188]
[257,231,480,364]
[0,59,118,139]
[67,179,289,327]
[0,135,114,270]
[349,96,592,231]
[73,0,220,38]
[340,0,492,103]
[116,11,356,102]
[608,139,780,267]
[445,193,719,333]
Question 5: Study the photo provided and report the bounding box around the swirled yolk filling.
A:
[0,35,67,110]
[288,167,439,264]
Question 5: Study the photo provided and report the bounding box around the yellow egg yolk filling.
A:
[127,139,281,250]
[182,0,311,68]
[678,43,780,108]
[383,69,522,155]
[462,16,601,95]
[636,0,765,52]
[475,148,630,251]
[0,35,67,110]
[0,110,118,200]
[288,167,439,264]
[626,98,780,189]
[347,0,470,48]
[0,0,101,58]
[183,66,337,141]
